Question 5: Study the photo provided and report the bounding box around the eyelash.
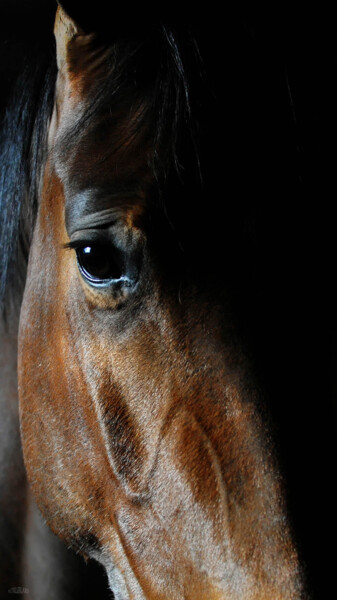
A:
[63,240,94,251]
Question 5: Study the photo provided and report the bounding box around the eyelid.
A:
[63,230,113,250]
[66,202,138,238]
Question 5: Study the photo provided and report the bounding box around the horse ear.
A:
[54,5,83,71]
[56,1,156,38]
[56,1,95,34]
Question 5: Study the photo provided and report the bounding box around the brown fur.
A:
[17,7,305,599]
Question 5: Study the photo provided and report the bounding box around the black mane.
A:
[0,38,57,319]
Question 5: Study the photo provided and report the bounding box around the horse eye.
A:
[76,244,124,284]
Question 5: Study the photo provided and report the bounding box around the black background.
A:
[1,2,336,598]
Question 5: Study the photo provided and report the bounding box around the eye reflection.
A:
[76,244,123,283]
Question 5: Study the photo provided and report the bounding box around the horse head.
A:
[18,4,304,598]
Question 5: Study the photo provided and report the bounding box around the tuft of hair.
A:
[61,22,202,183]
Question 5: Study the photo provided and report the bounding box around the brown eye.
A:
[76,244,124,284]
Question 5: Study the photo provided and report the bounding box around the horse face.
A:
[18,7,302,599]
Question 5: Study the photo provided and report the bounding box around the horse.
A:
[0,2,308,598]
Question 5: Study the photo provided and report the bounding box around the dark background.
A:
[1,2,336,598]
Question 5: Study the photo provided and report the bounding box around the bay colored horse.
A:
[1,2,307,598]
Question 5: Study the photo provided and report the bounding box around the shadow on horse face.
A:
[17,6,304,599]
